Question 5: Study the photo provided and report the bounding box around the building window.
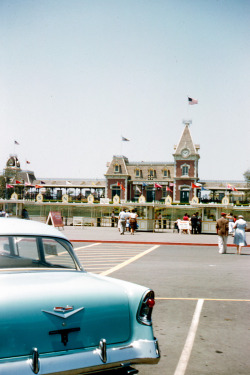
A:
[182,165,189,176]
[148,169,156,180]
[135,169,142,178]
[163,169,170,178]
[114,164,121,173]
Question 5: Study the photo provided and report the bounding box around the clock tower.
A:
[173,121,200,203]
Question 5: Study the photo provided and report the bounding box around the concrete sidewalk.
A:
[62,226,250,247]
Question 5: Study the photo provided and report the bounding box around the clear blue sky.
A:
[1,0,249,181]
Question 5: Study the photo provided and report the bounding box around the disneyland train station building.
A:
[1,123,249,233]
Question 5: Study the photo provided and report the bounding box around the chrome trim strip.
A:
[0,338,160,375]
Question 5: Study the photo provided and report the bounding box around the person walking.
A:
[118,208,127,235]
[227,212,235,236]
[191,214,198,234]
[233,215,247,255]
[216,212,229,254]
[129,209,138,235]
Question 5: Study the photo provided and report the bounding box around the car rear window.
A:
[0,236,78,270]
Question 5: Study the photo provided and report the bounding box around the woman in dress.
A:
[129,209,138,235]
[233,215,247,255]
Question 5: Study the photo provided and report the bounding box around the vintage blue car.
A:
[0,218,160,374]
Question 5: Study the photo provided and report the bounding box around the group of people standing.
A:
[175,212,202,234]
[216,213,247,255]
[118,209,138,235]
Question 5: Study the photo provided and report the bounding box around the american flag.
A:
[188,97,198,105]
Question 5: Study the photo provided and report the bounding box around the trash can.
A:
[97,217,101,227]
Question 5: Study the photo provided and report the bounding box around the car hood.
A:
[0,271,131,358]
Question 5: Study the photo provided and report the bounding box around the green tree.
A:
[0,176,6,198]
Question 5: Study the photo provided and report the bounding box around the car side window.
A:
[43,238,76,269]
[14,237,39,260]
[0,237,11,256]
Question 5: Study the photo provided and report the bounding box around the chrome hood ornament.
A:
[42,305,84,319]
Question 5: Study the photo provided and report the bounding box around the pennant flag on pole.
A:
[192,183,202,188]
[14,140,20,145]
[170,182,175,187]
[136,185,141,194]
[227,184,238,191]
[121,136,130,141]
[6,184,14,188]
[154,183,162,188]
[166,186,172,192]
[15,180,22,184]
[188,97,198,105]
[26,160,31,164]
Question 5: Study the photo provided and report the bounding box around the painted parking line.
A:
[174,299,204,375]
[73,242,157,274]
[101,245,160,276]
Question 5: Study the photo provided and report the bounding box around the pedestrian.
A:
[174,218,181,233]
[191,214,198,234]
[22,208,30,220]
[129,209,138,235]
[227,212,235,236]
[216,212,229,254]
[118,208,127,235]
[111,210,115,227]
[233,215,247,255]
[126,217,130,232]
[196,212,202,234]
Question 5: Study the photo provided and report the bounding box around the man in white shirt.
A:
[118,209,127,235]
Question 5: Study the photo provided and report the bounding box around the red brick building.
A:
[105,122,201,203]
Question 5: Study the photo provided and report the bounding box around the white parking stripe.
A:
[74,243,101,250]
[101,245,159,276]
[174,299,204,375]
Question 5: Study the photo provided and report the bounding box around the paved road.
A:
[71,239,250,375]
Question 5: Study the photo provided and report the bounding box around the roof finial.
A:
[182,119,192,126]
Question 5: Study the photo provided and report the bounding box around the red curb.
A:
[70,239,250,247]
[70,239,214,246]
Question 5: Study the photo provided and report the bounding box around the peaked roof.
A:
[174,124,200,155]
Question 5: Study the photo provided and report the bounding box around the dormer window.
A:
[135,169,142,178]
[163,169,170,178]
[148,169,156,180]
[114,164,121,173]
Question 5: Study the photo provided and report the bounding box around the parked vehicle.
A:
[0,218,160,374]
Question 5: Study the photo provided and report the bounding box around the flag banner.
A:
[154,183,162,188]
[66,181,72,185]
[14,140,20,145]
[121,136,130,141]
[188,97,198,105]
[15,180,22,184]
[166,186,172,192]
[35,185,42,189]
[117,182,125,190]
[192,183,202,188]
[26,160,31,164]
[136,185,142,193]
[201,187,208,191]
[227,184,238,191]
[142,182,148,187]
[6,184,14,188]
[170,182,175,187]
[41,181,46,184]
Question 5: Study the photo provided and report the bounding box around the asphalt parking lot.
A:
[68,228,250,375]
[67,232,250,375]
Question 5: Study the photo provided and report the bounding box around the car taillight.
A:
[137,290,155,326]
